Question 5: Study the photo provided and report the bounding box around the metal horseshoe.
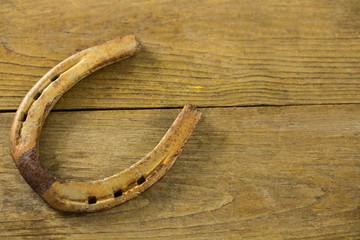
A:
[10,35,202,213]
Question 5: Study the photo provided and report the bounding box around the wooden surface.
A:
[0,0,359,239]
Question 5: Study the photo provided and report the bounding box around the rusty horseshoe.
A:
[10,35,202,213]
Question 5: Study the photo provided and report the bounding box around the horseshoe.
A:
[10,35,202,213]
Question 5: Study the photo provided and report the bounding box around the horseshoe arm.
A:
[10,36,202,212]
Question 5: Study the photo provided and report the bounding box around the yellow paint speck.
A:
[188,85,204,89]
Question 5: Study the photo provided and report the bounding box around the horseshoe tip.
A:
[183,104,202,118]
[184,103,197,111]
[118,34,141,54]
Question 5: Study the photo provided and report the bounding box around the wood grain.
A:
[0,105,359,239]
[1,0,360,111]
[1,0,359,239]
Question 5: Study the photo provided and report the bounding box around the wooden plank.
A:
[1,0,360,111]
[0,105,359,239]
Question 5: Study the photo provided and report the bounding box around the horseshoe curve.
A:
[10,35,202,212]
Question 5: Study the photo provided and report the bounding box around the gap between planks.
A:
[0,102,359,114]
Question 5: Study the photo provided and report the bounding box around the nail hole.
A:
[21,113,28,122]
[113,190,122,198]
[50,74,60,82]
[34,92,41,100]
[137,176,146,185]
[88,196,97,204]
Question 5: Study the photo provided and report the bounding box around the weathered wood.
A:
[1,0,360,111]
[1,0,359,239]
[0,105,359,239]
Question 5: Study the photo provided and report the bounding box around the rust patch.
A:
[17,147,56,195]
[44,101,53,114]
